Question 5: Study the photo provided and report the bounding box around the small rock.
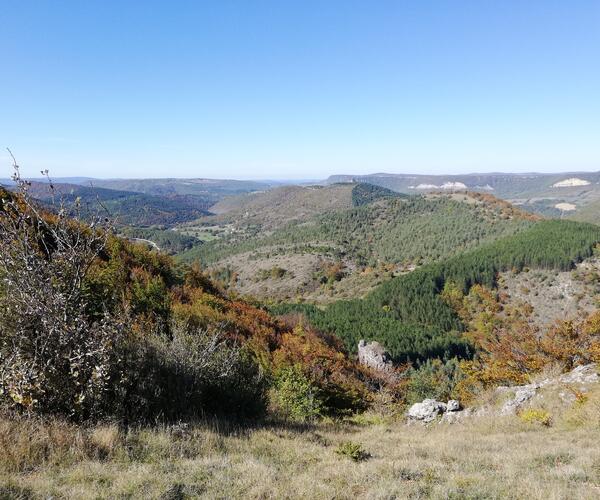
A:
[446,400,460,412]
[441,407,472,423]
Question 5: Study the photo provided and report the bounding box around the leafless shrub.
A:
[0,151,121,420]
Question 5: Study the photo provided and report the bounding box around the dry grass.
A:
[2,399,600,499]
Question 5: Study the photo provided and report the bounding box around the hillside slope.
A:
[26,182,212,227]
[208,184,356,227]
[273,220,600,361]
[92,177,273,197]
[178,190,536,302]
[203,183,405,229]
[0,184,378,422]
[567,198,600,224]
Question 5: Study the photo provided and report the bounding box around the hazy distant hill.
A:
[91,177,274,198]
[0,176,94,186]
[211,184,352,216]
[1,176,277,206]
[326,172,600,218]
[326,172,600,198]
[25,182,212,227]
[326,172,600,197]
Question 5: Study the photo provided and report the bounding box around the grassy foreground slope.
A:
[3,406,600,499]
[274,220,600,361]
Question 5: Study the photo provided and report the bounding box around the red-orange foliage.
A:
[443,281,600,400]
[171,284,375,414]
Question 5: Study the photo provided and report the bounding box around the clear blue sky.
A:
[1,1,599,179]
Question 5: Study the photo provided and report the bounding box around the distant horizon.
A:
[2,168,600,184]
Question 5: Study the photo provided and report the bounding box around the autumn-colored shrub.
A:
[273,323,369,416]
[0,165,386,422]
[0,176,122,420]
[0,178,269,422]
[444,279,600,402]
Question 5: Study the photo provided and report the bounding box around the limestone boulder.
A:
[358,340,393,372]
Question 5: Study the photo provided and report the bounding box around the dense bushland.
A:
[0,178,266,421]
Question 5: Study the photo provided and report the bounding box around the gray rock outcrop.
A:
[497,363,599,415]
[358,340,393,372]
[498,386,538,415]
[407,364,599,424]
[407,398,461,423]
[557,363,599,385]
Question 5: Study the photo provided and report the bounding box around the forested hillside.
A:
[178,191,536,301]
[206,183,356,229]
[350,182,407,206]
[25,182,213,227]
[196,183,404,228]
[117,226,197,254]
[186,191,535,266]
[272,220,600,362]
